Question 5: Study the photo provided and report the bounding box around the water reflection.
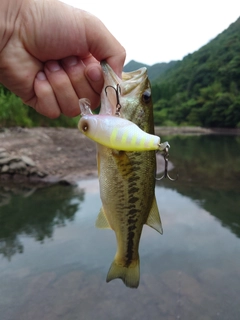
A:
[0,177,239,320]
[158,134,240,238]
[161,134,240,190]
[0,135,240,320]
[0,185,84,259]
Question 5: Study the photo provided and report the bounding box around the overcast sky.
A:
[61,0,240,66]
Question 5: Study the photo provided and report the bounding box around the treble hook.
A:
[105,84,122,116]
[156,147,178,181]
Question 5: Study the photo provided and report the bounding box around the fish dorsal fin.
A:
[95,207,112,229]
[145,196,163,234]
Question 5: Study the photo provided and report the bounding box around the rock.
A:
[10,156,22,162]
[0,156,21,165]
[0,152,10,159]
[9,161,27,171]
[37,171,47,178]
[21,155,36,167]
[0,149,11,159]
[0,150,46,180]
[1,165,9,173]
[0,157,12,165]
[28,167,37,175]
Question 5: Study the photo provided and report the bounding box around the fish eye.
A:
[142,91,151,104]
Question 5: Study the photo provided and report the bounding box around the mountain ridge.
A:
[123,60,178,82]
[149,17,240,128]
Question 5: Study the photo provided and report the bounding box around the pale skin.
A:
[0,0,126,118]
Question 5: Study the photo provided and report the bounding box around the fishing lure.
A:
[78,98,169,152]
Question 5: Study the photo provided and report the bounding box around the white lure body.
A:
[78,114,165,152]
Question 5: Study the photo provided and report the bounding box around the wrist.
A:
[0,0,24,53]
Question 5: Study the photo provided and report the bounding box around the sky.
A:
[61,0,240,66]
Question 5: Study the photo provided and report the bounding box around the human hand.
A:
[0,0,126,118]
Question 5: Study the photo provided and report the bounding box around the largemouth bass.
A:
[96,61,163,288]
[78,61,165,288]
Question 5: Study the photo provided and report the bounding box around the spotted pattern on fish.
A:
[125,172,141,266]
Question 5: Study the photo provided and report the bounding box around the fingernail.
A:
[62,56,78,67]
[36,71,47,81]
[46,61,61,72]
[87,67,102,82]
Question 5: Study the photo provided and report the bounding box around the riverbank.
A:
[155,126,240,136]
[0,126,239,188]
[0,127,97,187]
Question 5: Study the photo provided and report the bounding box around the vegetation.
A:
[0,85,79,128]
[151,17,240,128]
[1,17,240,128]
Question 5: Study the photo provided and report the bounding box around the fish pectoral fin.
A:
[95,207,112,229]
[145,196,163,234]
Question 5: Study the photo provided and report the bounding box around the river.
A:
[0,134,240,320]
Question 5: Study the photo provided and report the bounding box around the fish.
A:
[78,99,169,152]
[79,61,164,288]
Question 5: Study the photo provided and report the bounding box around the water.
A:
[0,135,240,320]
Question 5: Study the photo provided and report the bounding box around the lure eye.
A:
[142,91,151,104]
[81,121,88,132]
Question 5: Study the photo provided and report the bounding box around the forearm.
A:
[0,0,23,53]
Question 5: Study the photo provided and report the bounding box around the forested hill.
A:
[151,17,240,128]
[124,60,177,82]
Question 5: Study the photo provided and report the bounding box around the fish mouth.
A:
[101,60,148,93]
[100,61,148,115]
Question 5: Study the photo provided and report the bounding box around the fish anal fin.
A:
[106,258,140,289]
[146,196,163,234]
[95,207,112,229]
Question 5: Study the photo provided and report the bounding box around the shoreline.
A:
[155,126,240,136]
[0,126,239,189]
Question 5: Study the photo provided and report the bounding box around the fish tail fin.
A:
[106,258,140,288]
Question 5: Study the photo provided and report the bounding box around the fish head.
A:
[100,61,154,134]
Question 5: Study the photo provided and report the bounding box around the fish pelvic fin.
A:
[146,196,163,234]
[95,207,112,229]
[106,258,140,289]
